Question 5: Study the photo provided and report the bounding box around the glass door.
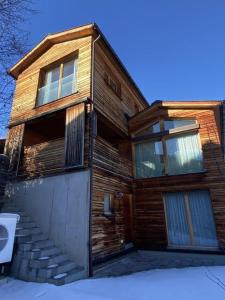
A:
[164,190,218,249]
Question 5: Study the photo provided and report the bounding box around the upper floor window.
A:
[135,122,161,137]
[134,119,197,137]
[37,58,77,106]
[104,65,121,98]
[134,119,203,178]
[164,119,196,130]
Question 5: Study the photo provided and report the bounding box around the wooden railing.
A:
[93,136,133,177]
[19,138,65,178]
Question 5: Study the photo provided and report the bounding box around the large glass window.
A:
[164,119,196,130]
[164,190,218,248]
[135,122,161,137]
[135,140,164,178]
[166,133,203,175]
[134,119,203,178]
[37,58,77,106]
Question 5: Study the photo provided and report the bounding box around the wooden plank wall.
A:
[92,167,132,262]
[94,42,147,135]
[133,106,225,250]
[19,138,65,178]
[4,123,25,175]
[65,103,85,168]
[91,38,148,261]
[9,36,92,125]
[93,137,132,177]
[16,102,91,179]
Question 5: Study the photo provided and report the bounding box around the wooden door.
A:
[65,103,85,168]
[123,194,134,243]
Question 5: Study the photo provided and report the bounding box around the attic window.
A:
[37,58,77,106]
[104,71,121,97]
[135,122,161,137]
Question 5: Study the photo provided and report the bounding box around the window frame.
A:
[132,118,204,178]
[35,56,78,107]
[104,64,121,98]
[103,193,114,217]
[163,189,218,250]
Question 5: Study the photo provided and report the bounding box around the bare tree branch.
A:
[0,0,36,137]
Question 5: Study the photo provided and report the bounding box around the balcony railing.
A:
[37,74,76,106]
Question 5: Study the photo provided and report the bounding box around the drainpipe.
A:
[88,33,101,277]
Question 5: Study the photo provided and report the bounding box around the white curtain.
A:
[166,133,203,175]
[135,141,163,178]
[164,192,190,246]
[188,190,218,247]
[165,190,218,248]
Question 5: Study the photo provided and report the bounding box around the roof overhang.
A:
[9,23,95,79]
[8,23,148,107]
[129,100,223,129]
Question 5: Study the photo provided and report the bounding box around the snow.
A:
[2,266,225,300]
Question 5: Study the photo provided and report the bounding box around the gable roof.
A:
[9,23,148,107]
[9,23,94,79]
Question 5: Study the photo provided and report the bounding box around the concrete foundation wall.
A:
[7,170,90,271]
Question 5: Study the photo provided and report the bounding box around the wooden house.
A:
[3,23,225,284]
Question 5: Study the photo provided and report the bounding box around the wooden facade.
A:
[5,23,225,271]
[130,102,225,250]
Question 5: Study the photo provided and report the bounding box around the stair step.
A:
[48,267,85,285]
[37,264,59,279]
[30,256,50,269]
[30,254,67,269]
[55,260,76,274]
[19,216,31,222]
[2,200,85,285]
[26,247,61,261]
[16,234,32,243]
[18,241,34,252]
[17,222,36,229]
[34,240,54,249]
[31,233,48,242]
[48,254,67,265]
[16,227,41,236]
[39,246,61,257]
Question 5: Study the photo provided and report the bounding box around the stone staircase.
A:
[1,199,86,285]
[0,154,86,285]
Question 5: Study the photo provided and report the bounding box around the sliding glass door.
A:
[164,190,218,249]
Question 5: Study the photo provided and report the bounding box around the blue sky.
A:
[0,1,223,136]
[18,0,225,103]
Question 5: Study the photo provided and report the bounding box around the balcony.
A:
[37,73,76,106]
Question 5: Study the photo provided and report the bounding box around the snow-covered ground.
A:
[1,266,225,300]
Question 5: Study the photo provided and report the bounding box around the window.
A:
[103,193,113,215]
[135,122,161,137]
[166,133,203,175]
[134,119,203,178]
[104,71,121,97]
[164,190,218,248]
[135,140,164,177]
[164,119,196,130]
[37,58,77,106]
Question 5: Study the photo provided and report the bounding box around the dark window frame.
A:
[133,118,204,178]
